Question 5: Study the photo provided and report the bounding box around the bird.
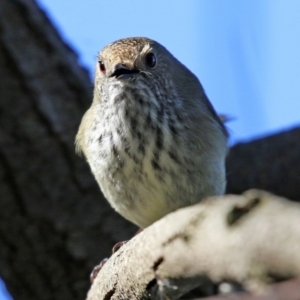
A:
[76,37,228,229]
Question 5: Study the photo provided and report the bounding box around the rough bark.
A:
[226,127,300,201]
[0,0,300,300]
[0,0,137,299]
[87,190,300,300]
[203,278,300,300]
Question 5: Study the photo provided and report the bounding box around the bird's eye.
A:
[145,52,156,68]
[98,60,106,74]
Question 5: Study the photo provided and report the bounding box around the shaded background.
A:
[1,1,300,299]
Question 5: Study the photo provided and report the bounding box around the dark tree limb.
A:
[226,127,300,201]
[0,0,137,299]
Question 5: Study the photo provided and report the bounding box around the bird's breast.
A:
[83,86,194,227]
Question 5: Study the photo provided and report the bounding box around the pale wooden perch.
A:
[86,190,300,300]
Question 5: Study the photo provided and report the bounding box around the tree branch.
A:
[87,190,300,300]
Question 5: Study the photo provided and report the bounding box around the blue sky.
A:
[34,0,300,144]
[1,1,300,299]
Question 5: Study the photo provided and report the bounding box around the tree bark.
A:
[0,0,300,299]
[0,0,137,299]
[226,126,300,201]
[87,190,300,300]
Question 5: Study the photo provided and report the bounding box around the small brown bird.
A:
[76,37,228,228]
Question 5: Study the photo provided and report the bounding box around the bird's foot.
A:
[112,240,128,253]
[90,258,108,283]
[90,230,143,283]
[90,240,129,283]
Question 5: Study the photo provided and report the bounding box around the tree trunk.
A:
[0,0,299,299]
[0,0,137,299]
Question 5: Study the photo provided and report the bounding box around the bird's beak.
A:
[109,63,139,79]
